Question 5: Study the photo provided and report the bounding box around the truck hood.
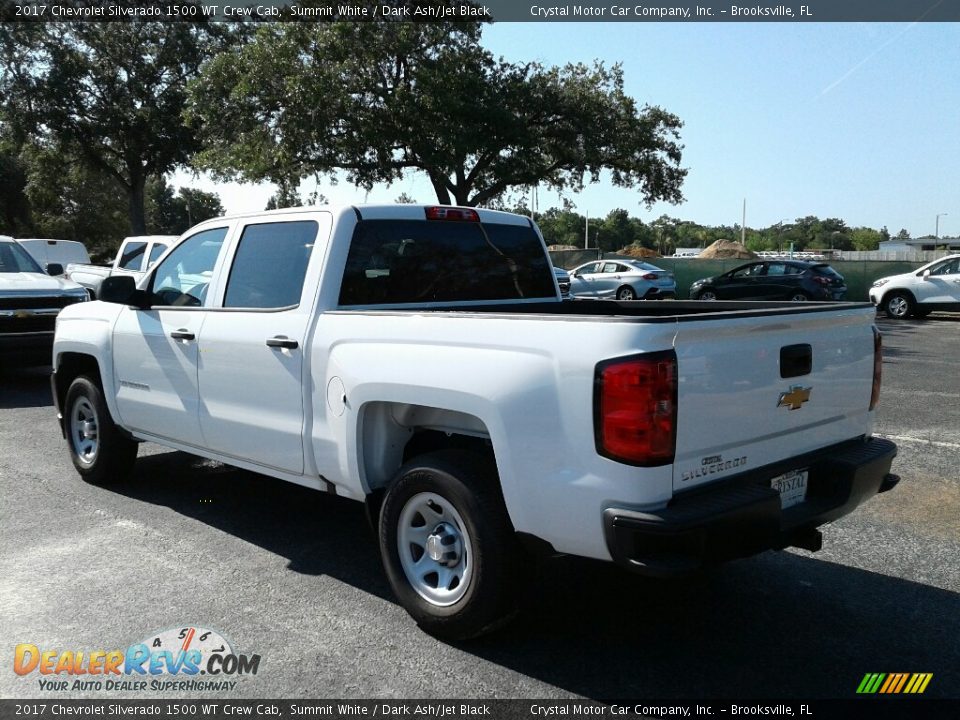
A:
[0,272,87,294]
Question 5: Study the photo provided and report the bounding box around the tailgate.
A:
[672,305,877,492]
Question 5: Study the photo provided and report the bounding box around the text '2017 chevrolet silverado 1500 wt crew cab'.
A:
[51,205,899,639]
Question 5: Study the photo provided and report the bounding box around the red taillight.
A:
[595,351,677,466]
[870,327,882,410]
[813,276,831,286]
[425,206,480,222]
[641,273,658,280]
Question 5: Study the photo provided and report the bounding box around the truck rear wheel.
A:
[65,375,137,485]
[378,450,520,640]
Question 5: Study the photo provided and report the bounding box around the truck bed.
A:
[335,298,874,320]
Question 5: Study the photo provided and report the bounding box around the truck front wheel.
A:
[379,450,520,640]
[65,376,137,485]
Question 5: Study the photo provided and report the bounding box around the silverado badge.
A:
[778,385,812,410]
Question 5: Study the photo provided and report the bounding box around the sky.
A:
[173,21,960,237]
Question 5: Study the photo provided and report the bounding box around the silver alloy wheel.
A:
[790,293,808,301]
[617,287,637,301]
[69,396,99,467]
[397,492,473,607]
[887,295,910,318]
[698,290,717,300]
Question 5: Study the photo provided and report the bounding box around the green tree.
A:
[146,176,224,235]
[190,23,686,208]
[0,23,240,234]
[18,141,130,257]
[599,209,635,252]
[850,227,881,251]
[0,130,31,235]
[265,183,303,211]
[536,207,585,247]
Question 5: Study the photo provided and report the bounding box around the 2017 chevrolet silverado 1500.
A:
[51,205,899,639]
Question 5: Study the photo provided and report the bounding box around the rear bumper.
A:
[643,288,677,299]
[603,437,898,576]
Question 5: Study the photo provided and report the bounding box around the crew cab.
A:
[0,236,88,365]
[869,254,960,319]
[66,235,176,299]
[51,205,898,639]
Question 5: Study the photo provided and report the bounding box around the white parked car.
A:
[868,254,960,319]
[569,259,676,300]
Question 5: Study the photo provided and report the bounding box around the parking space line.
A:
[877,433,960,451]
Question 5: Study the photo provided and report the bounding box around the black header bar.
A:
[2,0,960,23]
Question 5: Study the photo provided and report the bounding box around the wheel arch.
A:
[53,351,126,437]
[359,401,496,493]
[882,287,917,305]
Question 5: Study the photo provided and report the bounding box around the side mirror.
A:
[46,263,64,276]
[922,269,931,280]
[100,275,150,308]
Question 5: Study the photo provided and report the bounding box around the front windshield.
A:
[0,242,44,274]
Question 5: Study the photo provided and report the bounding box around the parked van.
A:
[16,239,90,275]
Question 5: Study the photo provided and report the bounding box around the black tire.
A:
[379,450,521,640]
[64,375,137,485]
[883,291,915,319]
[616,286,637,301]
[696,290,717,301]
[789,291,809,302]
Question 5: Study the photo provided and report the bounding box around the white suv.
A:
[869,254,960,319]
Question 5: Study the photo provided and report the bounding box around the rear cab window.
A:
[339,217,555,306]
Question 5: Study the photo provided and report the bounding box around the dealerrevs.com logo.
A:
[14,626,261,692]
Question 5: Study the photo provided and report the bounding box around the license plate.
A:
[771,469,808,509]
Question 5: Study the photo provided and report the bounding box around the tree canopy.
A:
[188,22,687,208]
[0,22,240,233]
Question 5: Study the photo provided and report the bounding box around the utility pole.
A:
[741,198,746,246]
[936,213,948,238]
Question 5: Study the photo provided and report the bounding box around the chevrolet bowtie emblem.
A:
[778,385,811,410]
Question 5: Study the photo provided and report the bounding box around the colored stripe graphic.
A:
[857,673,932,694]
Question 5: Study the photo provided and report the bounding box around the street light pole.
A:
[936,213,948,238]
[776,219,790,253]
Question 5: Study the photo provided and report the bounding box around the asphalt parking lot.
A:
[0,313,957,701]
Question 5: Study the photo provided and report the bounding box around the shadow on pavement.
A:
[110,450,959,700]
[0,365,53,409]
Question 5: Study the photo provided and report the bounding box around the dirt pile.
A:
[697,240,756,259]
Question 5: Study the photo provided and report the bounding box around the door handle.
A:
[170,329,195,341]
[266,336,299,350]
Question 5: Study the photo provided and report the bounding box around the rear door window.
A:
[339,219,554,305]
[118,242,147,271]
[148,243,167,267]
[224,221,318,309]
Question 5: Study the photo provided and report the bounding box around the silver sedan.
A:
[568,259,676,300]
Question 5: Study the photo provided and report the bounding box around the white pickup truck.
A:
[51,205,898,639]
[66,235,176,299]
